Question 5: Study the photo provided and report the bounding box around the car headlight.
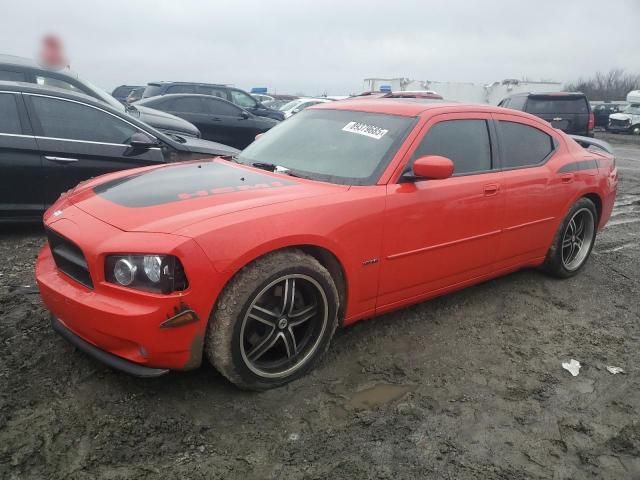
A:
[105,254,188,293]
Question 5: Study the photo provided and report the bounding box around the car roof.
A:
[148,81,229,87]
[507,91,586,98]
[0,54,82,80]
[312,97,554,123]
[0,80,99,101]
[137,93,243,108]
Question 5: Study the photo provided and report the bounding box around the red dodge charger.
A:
[36,99,618,389]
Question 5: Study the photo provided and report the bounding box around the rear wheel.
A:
[206,249,339,390]
[632,124,640,136]
[542,198,597,278]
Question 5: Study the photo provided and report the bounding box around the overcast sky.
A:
[2,0,639,95]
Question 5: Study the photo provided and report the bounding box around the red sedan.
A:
[36,99,618,390]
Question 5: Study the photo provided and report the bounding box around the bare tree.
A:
[565,69,640,101]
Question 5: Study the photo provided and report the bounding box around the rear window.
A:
[527,97,589,114]
[142,84,164,98]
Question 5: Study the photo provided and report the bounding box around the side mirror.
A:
[255,133,264,141]
[239,111,250,119]
[128,132,157,150]
[409,155,454,180]
[291,108,301,114]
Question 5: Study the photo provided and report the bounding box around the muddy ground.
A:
[1,139,639,480]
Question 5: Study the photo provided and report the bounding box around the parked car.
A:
[0,55,200,138]
[112,85,143,103]
[136,94,278,149]
[0,82,238,222]
[591,102,626,128]
[126,86,145,104]
[499,92,594,137]
[608,91,640,135]
[141,82,285,121]
[280,97,333,118]
[36,99,617,390]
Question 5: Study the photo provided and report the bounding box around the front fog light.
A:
[114,258,136,286]
[143,255,162,283]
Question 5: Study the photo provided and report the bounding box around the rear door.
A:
[492,114,571,264]
[0,91,44,219]
[200,97,254,148]
[525,95,590,135]
[25,94,165,207]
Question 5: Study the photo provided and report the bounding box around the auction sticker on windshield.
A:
[342,121,389,140]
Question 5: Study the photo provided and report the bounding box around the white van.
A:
[608,90,640,134]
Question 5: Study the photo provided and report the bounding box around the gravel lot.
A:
[1,140,639,480]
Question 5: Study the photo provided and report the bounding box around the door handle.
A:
[483,183,500,196]
[45,156,79,163]
[211,117,222,121]
[560,173,574,184]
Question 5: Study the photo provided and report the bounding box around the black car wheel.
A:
[542,197,598,278]
[206,249,339,390]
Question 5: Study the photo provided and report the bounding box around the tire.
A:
[205,249,339,390]
[632,125,640,136]
[542,197,598,278]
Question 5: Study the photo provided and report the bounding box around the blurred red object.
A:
[39,34,68,70]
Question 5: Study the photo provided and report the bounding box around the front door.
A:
[25,94,164,207]
[377,113,504,310]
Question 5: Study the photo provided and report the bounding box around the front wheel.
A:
[206,249,339,390]
[542,198,597,278]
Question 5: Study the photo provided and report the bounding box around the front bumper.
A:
[51,314,169,377]
[36,205,222,373]
[607,124,632,132]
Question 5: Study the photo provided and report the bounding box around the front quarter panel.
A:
[179,186,387,323]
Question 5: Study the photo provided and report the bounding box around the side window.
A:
[0,70,26,82]
[30,96,138,144]
[203,98,243,116]
[169,97,206,113]
[0,94,22,134]
[509,96,527,110]
[413,119,492,175]
[230,90,258,109]
[198,86,228,99]
[35,75,82,94]
[167,85,197,94]
[498,121,555,168]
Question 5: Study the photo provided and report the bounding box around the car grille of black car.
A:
[610,119,631,128]
[46,229,93,289]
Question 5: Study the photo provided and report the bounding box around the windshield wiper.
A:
[219,154,240,162]
[251,161,280,171]
[251,162,314,180]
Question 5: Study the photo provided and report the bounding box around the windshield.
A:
[74,75,126,111]
[623,104,640,115]
[280,100,302,112]
[236,109,416,185]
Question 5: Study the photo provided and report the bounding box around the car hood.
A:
[129,105,201,137]
[67,159,347,234]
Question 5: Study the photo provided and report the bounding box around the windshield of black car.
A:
[236,109,415,185]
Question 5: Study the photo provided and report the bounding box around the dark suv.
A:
[499,92,594,137]
[0,55,200,138]
[142,82,285,121]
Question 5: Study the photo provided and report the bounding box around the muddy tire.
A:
[205,249,339,390]
[542,197,598,278]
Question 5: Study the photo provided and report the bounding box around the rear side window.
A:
[167,84,197,94]
[35,75,82,94]
[230,90,258,109]
[499,121,555,168]
[198,86,228,99]
[508,96,527,110]
[112,86,134,97]
[30,96,138,144]
[166,97,206,113]
[0,70,26,82]
[413,119,492,175]
[526,97,589,114]
[0,93,22,134]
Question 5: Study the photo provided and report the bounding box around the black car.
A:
[136,94,278,149]
[142,82,286,121]
[592,102,626,128]
[0,82,238,222]
[499,92,594,137]
[112,85,143,103]
[0,55,200,138]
